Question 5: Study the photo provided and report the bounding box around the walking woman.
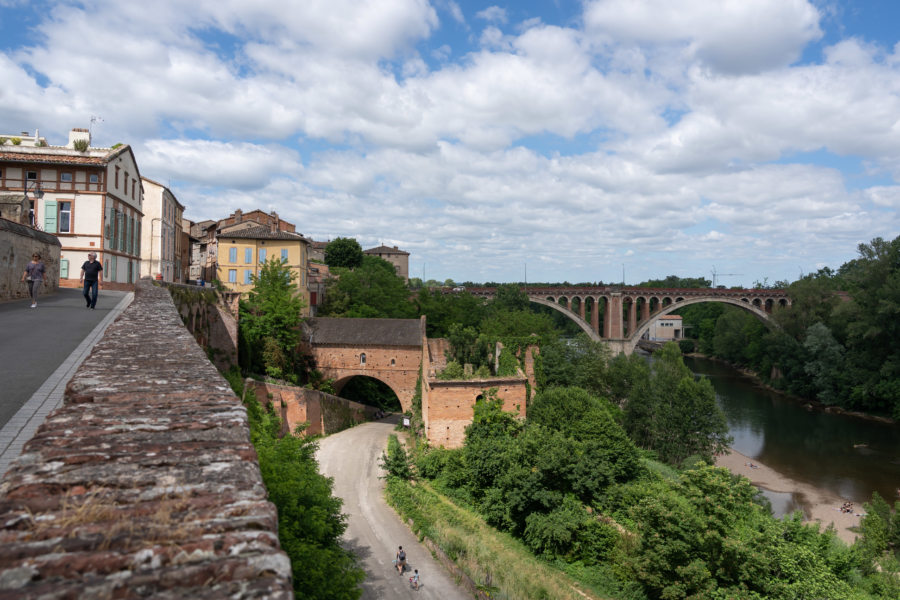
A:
[21,252,46,308]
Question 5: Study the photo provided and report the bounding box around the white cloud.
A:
[584,0,822,74]
[137,139,302,189]
[476,6,507,24]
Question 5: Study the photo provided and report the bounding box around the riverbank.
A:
[715,448,863,545]
[684,352,896,426]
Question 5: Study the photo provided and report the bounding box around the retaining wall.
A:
[249,380,380,437]
[0,217,61,302]
[0,279,293,598]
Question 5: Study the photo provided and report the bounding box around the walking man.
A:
[80,252,103,309]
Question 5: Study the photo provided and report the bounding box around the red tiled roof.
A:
[221,225,310,242]
[0,150,107,166]
[660,315,683,320]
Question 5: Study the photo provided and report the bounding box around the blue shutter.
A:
[281,249,288,262]
[43,200,57,233]
[259,248,266,264]
[244,248,252,263]
[229,247,237,263]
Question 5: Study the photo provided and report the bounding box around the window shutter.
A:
[60,259,69,278]
[43,200,57,233]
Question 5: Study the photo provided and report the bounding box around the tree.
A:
[324,237,363,269]
[624,343,732,465]
[319,256,415,318]
[239,257,306,378]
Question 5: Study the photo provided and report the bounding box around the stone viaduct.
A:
[466,286,792,354]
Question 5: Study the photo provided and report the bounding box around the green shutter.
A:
[60,259,69,278]
[43,200,57,233]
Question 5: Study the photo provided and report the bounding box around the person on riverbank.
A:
[80,252,103,309]
[395,546,406,574]
[21,253,45,308]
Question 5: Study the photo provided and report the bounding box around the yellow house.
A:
[217,225,311,315]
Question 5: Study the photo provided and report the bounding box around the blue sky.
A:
[1,0,899,286]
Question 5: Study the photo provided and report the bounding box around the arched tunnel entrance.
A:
[334,375,403,412]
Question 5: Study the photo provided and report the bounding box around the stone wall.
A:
[0,279,293,598]
[0,217,61,302]
[164,281,239,372]
[249,380,380,437]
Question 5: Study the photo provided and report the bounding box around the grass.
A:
[385,477,612,600]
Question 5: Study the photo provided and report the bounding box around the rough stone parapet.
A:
[0,279,293,598]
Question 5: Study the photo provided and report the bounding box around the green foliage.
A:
[678,339,695,354]
[636,275,711,288]
[10,136,21,145]
[324,237,363,269]
[319,255,415,318]
[446,323,493,370]
[239,257,306,377]
[72,138,89,151]
[497,346,520,377]
[338,376,401,411]
[623,343,732,465]
[537,334,612,398]
[380,434,412,480]
[223,370,364,599]
[689,235,900,419]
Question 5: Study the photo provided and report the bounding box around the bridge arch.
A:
[529,297,601,341]
[625,297,777,354]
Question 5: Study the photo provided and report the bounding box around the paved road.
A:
[0,288,127,422]
[0,287,131,476]
[317,418,472,600]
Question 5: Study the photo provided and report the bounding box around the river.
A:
[683,356,900,517]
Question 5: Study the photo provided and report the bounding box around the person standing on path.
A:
[80,252,103,309]
[21,253,46,308]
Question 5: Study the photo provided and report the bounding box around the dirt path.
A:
[716,449,864,544]
[316,417,472,599]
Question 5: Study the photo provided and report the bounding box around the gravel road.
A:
[316,416,472,599]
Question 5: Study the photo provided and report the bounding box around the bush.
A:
[380,434,412,480]
[73,138,89,151]
[678,339,695,354]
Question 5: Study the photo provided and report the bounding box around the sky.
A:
[1,0,899,287]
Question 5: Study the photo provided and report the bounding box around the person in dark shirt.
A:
[80,252,103,309]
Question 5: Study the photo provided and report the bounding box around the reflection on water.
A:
[759,490,804,519]
[684,357,900,507]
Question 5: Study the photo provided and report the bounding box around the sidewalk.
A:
[0,289,133,476]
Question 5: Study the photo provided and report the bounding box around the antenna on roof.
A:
[89,115,103,136]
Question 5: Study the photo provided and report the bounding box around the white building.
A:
[0,128,143,290]
[140,177,184,282]
[647,314,683,340]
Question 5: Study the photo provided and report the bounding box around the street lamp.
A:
[24,180,43,227]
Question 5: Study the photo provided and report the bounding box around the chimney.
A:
[233,209,242,224]
[67,128,91,149]
[270,211,279,233]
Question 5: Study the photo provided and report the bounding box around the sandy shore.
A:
[715,449,863,544]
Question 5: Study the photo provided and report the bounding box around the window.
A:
[244,248,252,263]
[259,248,266,263]
[244,270,252,284]
[281,249,288,262]
[61,172,72,182]
[391,358,396,366]
[360,353,366,365]
[58,201,72,233]
[228,269,237,283]
[229,247,237,263]
[89,173,99,184]
[115,166,119,188]
[26,171,37,180]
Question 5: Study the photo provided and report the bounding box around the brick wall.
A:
[249,380,380,437]
[308,344,421,411]
[0,279,293,598]
[0,217,61,302]
[424,378,528,449]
